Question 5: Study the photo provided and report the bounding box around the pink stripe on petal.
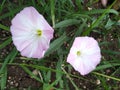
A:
[38,38,49,50]
[20,38,49,58]
[21,41,43,58]
[43,30,54,40]
[13,37,34,51]
[32,41,47,58]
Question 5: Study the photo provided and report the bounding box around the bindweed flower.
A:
[101,0,108,7]
[67,37,101,75]
[10,6,54,58]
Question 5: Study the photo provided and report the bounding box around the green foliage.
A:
[45,33,67,56]
[0,24,9,31]
[0,48,17,90]
[0,37,12,49]
[0,0,120,89]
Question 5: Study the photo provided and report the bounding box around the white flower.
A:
[10,6,54,58]
[67,37,101,75]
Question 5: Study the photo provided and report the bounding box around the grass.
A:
[0,0,120,90]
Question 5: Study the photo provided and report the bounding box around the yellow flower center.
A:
[77,51,81,56]
[37,30,42,36]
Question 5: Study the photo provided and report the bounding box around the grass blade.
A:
[0,48,17,75]
[0,23,9,31]
[45,33,67,56]
[0,37,12,49]
[50,0,55,28]
[80,9,118,15]
[20,64,64,74]
[45,77,61,90]
[20,65,43,83]
[95,63,120,71]
[83,0,117,36]
[0,67,7,90]
[0,0,6,13]
[55,19,80,28]
[93,72,120,82]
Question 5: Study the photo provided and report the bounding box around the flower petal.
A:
[20,37,49,58]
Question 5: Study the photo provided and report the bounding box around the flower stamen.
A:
[37,30,42,36]
[77,51,81,56]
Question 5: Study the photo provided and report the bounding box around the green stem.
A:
[83,0,117,36]
[61,66,80,90]
[50,0,55,28]
[93,72,120,82]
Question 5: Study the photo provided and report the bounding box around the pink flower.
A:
[101,0,108,7]
[67,37,101,75]
[10,6,54,58]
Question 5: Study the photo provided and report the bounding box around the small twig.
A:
[38,70,43,82]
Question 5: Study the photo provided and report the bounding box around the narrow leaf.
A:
[0,37,12,49]
[20,65,43,83]
[95,63,120,71]
[45,33,67,56]
[0,48,17,75]
[0,23,9,31]
[0,67,7,90]
[55,19,80,28]
[80,9,118,15]
[83,0,118,36]
[50,0,55,28]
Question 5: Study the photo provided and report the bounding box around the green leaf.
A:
[0,0,6,13]
[9,50,18,63]
[21,64,64,74]
[56,60,62,79]
[0,48,17,75]
[45,77,61,90]
[45,33,67,56]
[50,0,55,28]
[55,19,80,28]
[0,67,7,90]
[20,65,43,83]
[80,9,118,15]
[105,19,116,29]
[71,14,91,19]
[95,63,120,71]
[93,72,120,82]
[56,48,64,79]
[0,5,26,20]
[45,71,51,83]
[82,0,118,36]
[0,37,12,49]
[0,23,9,31]
[31,0,36,7]
[102,50,120,55]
